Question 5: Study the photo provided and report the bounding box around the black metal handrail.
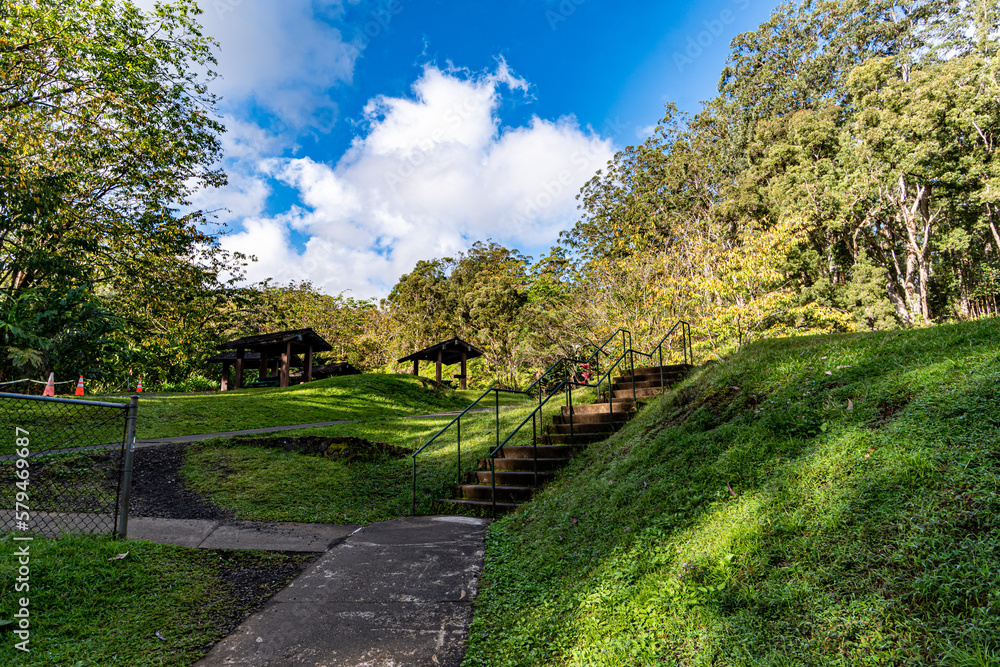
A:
[485,348,634,514]
[484,321,693,516]
[410,327,632,514]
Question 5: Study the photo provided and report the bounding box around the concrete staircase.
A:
[438,363,692,514]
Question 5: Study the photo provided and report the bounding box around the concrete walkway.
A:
[128,517,361,552]
[195,515,490,667]
[1,511,360,550]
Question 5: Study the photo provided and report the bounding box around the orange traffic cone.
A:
[75,376,85,397]
[135,379,143,393]
[42,372,55,397]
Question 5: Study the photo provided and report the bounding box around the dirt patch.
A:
[131,442,235,520]
[196,551,318,652]
[870,396,910,429]
[230,435,410,461]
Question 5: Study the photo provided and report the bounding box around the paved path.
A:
[1,511,359,550]
[4,513,491,664]
[0,407,502,461]
[128,517,361,552]
[195,516,490,667]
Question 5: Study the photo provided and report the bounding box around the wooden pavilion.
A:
[398,337,483,390]
[213,328,333,390]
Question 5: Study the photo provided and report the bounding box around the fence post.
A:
[116,395,139,539]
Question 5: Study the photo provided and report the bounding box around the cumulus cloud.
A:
[136,0,359,129]
[221,63,615,298]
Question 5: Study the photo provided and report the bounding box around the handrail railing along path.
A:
[410,323,692,515]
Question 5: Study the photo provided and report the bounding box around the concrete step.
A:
[613,369,687,383]
[545,422,619,435]
[551,411,635,425]
[478,457,572,472]
[629,363,692,376]
[465,470,555,485]
[450,484,536,502]
[437,498,520,514]
[609,387,670,400]
[538,432,612,445]
[561,401,638,416]
[492,444,581,460]
[610,378,682,391]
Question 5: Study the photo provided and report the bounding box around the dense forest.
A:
[1,0,997,390]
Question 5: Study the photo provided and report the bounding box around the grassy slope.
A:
[0,535,312,665]
[132,374,471,439]
[465,320,1000,666]
[181,389,562,523]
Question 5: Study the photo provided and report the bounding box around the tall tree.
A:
[0,0,238,380]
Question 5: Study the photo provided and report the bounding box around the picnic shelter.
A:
[214,328,333,390]
[398,337,483,390]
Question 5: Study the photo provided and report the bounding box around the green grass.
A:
[0,534,312,665]
[130,373,474,439]
[181,387,575,524]
[464,319,1000,666]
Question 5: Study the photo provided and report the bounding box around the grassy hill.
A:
[464,319,1000,666]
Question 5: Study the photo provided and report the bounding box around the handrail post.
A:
[609,356,616,429]
[568,381,574,446]
[412,457,417,516]
[687,323,693,365]
[659,342,664,395]
[457,416,462,485]
[631,348,637,404]
[532,407,538,487]
[494,388,500,456]
[490,454,497,518]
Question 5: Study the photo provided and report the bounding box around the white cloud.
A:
[221,63,615,298]
[135,0,358,129]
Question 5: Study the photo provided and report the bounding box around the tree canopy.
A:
[0,0,243,383]
[4,0,997,390]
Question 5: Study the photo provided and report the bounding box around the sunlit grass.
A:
[127,374,473,439]
[465,319,1000,666]
[181,386,589,523]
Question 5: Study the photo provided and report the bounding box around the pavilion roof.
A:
[207,350,305,367]
[398,337,484,365]
[217,328,333,353]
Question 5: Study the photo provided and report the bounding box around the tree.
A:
[0,0,239,382]
[0,0,227,291]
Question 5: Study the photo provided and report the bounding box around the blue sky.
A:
[153,0,776,298]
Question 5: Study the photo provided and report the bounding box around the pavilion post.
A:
[221,361,231,392]
[234,348,245,389]
[259,352,269,378]
[280,342,291,388]
[305,345,314,383]
[436,350,443,383]
[413,359,419,376]
[460,351,468,390]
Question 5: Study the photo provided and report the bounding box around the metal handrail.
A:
[483,321,693,516]
[410,327,632,514]
[486,349,633,515]
[409,322,691,516]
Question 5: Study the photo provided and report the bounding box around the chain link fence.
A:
[0,393,137,537]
